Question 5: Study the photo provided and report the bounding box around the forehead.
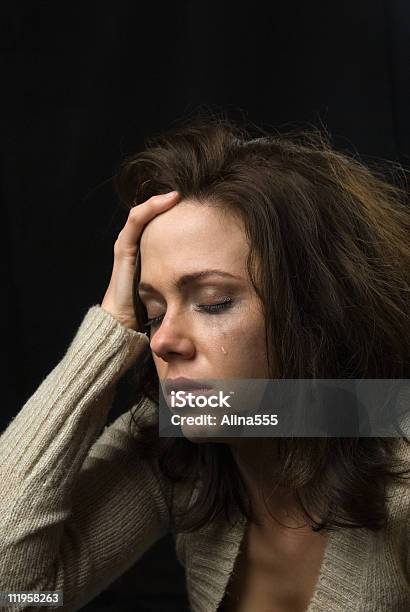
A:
[139,201,248,275]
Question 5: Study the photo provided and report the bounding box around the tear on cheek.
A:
[221,346,227,355]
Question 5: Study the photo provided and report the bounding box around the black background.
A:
[3,1,409,610]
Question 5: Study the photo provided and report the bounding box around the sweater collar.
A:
[183,509,370,611]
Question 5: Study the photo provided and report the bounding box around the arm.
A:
[0,305,171,611]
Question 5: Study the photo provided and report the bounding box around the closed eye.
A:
[143,297,233,330]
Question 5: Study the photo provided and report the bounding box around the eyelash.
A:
[143,297,233,329]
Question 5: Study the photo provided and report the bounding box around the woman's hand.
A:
[101,191,180,330]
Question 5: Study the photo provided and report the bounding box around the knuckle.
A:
[113,236,137,259]
[128,206,141,220]
[148,194,165,205]
[113,239,123,257]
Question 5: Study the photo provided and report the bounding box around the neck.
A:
[227,438,319,533]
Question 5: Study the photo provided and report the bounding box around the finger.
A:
[115,191,180,255]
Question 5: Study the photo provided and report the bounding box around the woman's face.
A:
[138,200,270,439]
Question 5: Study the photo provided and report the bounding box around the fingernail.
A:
[163,191,178,198]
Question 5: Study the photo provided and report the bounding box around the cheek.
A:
[213,320,267,366]
[233,322,269,375]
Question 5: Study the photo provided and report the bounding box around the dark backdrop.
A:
[3,1,409,610]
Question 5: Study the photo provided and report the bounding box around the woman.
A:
[1,116,409,612]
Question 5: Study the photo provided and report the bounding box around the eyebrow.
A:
[138,269,243,294]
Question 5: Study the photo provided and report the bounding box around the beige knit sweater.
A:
[1,305,410,611]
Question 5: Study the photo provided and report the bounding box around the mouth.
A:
[163,377,213,395]
[166,388,216,405]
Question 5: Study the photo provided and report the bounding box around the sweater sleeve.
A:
[0,305,172,611]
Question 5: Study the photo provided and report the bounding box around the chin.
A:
[179,421,238,445]
[180,422,218,442]
[182,433,230,445]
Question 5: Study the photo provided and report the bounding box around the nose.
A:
[149,314,195,361]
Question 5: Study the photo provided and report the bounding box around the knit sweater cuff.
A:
[0,304,150,493]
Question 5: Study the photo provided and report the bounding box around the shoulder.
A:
[383,435,410,575]
[102,397,197,524]
[386,436,410,516]
[388,436,410,578]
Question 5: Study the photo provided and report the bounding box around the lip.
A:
[167,388,215,400]
[163,377,213,395]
